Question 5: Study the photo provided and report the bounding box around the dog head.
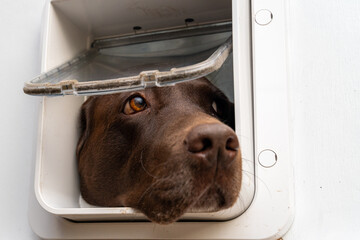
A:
[77,77,241,224]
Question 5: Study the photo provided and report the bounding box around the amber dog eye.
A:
[124,96,147,114]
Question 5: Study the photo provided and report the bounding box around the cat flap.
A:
[24,22,232,96]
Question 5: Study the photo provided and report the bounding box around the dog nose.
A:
[185,123,239,168]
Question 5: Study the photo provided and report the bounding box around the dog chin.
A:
[138,187,238,224]
[190,187,238,213]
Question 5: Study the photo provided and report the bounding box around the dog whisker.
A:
[237,192,247,210]
[139,150,160,179]
[136,173,182,206]
[236,134,251,141]
[152,222,157,232]
[241,157,253,163]
[241,169,272,197]
[136,180,158,206]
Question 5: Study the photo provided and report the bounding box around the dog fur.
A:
[77,77,241,224]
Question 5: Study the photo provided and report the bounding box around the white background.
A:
[0,0,359,239]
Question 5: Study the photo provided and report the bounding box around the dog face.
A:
[77,77,241,224]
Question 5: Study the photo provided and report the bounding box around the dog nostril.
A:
[187,137,212,153]
[201,138,212,151]
[226,136,239,151]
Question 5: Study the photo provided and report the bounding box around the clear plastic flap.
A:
[24,22,232,96]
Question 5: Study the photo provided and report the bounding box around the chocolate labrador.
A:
[77,77,241,224]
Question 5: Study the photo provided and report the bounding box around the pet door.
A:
[28,0,293,239]
[26,9,255,223]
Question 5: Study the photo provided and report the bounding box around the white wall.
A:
[286,0,360,239]
[0,0,45,239]
[0,0,359,239]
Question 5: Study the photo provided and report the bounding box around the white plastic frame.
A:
[29,0,294,239]
[31,0,255,222]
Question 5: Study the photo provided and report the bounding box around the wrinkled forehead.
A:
[92,78,219,115]
[145,78,216,101]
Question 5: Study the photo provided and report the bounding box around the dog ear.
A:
[76,97,96,159]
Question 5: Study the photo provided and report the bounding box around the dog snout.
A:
[185,123,239,168]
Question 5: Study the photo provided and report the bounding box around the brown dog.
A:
[77,77,241,224]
